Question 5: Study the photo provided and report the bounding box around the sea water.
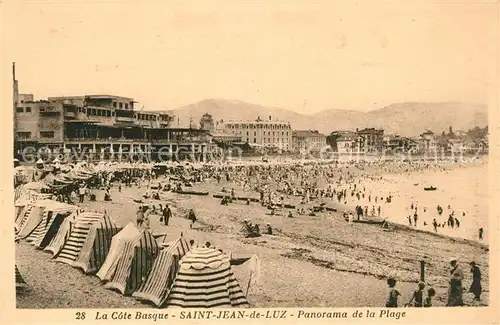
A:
[364,162,488,242]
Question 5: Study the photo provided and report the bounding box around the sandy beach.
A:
[16,159,489,308]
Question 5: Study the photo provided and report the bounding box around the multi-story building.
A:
[13,65,215,161]
[383,134,417,153]
[327,131,360,153]
[292,130,327,153]
[199,113,215,132]
[357,128,384,153]
[220,116,292,152]
[336,133,360,154]
[419,130,437,153]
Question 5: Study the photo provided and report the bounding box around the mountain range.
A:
[159,99,488,137]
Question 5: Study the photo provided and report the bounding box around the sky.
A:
[1,0,498,114]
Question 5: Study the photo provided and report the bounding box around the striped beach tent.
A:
[14,184,27,202]
[53,212,120,274]
[96,222,140,280]
[43,211,77,256]
[15,265,26,285]
[25,202,78,249]
[14,194,32,223]
[100,224,160,295]
[16,200,54,239]
[164,247,249,308]
[133,237,191,306]
[15,225,27,285]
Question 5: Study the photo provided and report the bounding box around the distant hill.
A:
[160,99,488,137]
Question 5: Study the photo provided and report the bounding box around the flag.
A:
[247,254,261,285]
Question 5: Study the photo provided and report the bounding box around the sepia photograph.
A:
[1,0,498,322]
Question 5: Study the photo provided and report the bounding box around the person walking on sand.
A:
[447,257,464,306]
[479,227,483,240]
[386,277,401,308]
[469,261,482,301]
[413,212,418,227]
[406,282,425,307]
[188,208,197,228]
[78,184,86,203]
[433,218,438,232]
[136,206,144,228]
[424,288,436,307]
[163,204,172,226]
[143,207,151,230]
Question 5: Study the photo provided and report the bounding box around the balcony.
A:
[115,116,135,123]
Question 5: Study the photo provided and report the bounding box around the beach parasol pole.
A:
[420,260,425,308]
[245,271,253,297]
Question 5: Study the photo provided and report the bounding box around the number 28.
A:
[76,312,86,320]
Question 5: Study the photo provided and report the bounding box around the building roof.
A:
[337,135,359,142]
[293,130,325,137]
[224,120,289,125]
[357,128,384,134]
[48,95,135,101]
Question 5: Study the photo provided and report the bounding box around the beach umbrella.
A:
[164,247,249,308]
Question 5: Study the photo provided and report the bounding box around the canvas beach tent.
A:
[51,211,120,274]
[15,264,26,285]
[14,194,31,222]
[164,247,249,308]
[16,199,54,239]
[132,237,191,306]
[96,222,139,280]
[98,223,160,295]
[25,202,79,250]
[15,225,27,285]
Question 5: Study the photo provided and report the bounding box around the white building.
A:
[220,116,293,152]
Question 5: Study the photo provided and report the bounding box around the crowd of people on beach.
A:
[31,157,486,307]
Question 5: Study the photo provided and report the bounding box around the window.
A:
[25,107,32,113]
[254,131,256,136]
[113,102,117,108]
[40,131,54,138]
[119,103,123,109]
[91,109,96,115]
[246,131,249,136]
[254,138,256,143]
[106,110,111,117]
[16,107,24,113]
[16,132,31,139]
[125,103,129,109]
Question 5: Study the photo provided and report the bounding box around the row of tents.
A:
[15,198,249,308]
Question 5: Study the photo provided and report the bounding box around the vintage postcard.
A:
[0,0,498,324]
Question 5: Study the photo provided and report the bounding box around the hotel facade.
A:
[220,116,293,152]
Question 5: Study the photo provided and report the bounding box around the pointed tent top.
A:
[36,159,44,164]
